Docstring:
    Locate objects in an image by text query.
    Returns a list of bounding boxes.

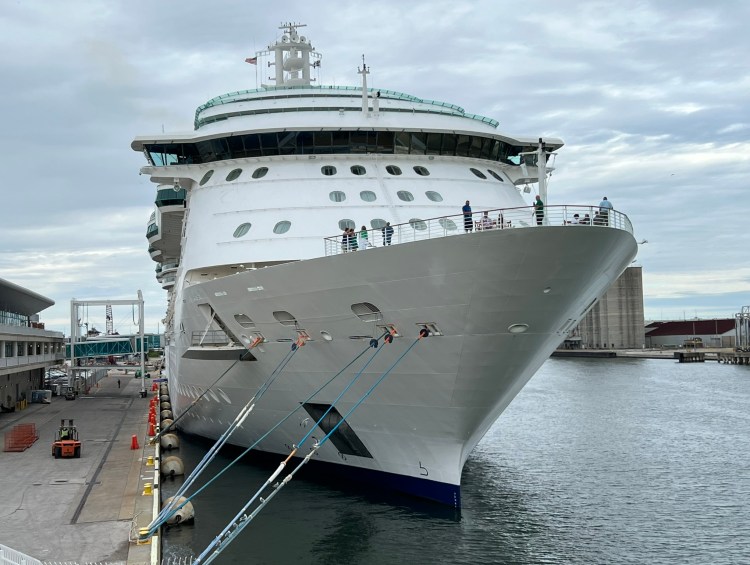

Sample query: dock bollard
[131,435,140,450]
[142,482,153,496]
[146,455,154,466]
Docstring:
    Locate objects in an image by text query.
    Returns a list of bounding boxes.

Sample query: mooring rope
[193,329,428,565]
[144,333,387,537]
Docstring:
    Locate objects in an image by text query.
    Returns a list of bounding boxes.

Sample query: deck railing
[324,205,633,256]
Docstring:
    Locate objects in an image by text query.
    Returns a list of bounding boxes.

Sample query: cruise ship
[132,23,637,507]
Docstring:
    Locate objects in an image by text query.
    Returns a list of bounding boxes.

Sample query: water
[161,358,750,564]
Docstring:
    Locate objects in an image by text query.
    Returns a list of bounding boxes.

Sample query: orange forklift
[52,419,81,458]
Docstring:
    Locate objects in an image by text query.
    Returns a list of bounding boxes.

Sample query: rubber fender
[160,401,171,411]
[160,433,180,450]
[164,495,195,525]
[161,419,174,432]
[160,409,173,420]
[160,394,170,402]
[161,456,185,477]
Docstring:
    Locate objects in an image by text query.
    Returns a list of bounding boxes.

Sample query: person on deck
[534,195,544,226]
[462,200,473,232]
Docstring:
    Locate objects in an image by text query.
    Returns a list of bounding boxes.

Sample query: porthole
[397,190,414,202]
[338,219,355,230]
[199,170,214,186]
[470,168,487,179]
[226,168,243,182]
[233,223,252,238]
[350,165,366,175]
[329,191,347,202]
[425,191,443,202]
[234,314,256,328]
[252,167,268,179]
[385,165,402,176]
[409,218,427,231]
[273,311,298,327]
[370,218,387,229]
[321,165,337,176]
[413,166,430,176]
[439,218,457,231]
[487,169,505,182]
[360,190,377,202]
[273,221,291,234]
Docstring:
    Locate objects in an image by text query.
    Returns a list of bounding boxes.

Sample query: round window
[329,191,346,202]
[409,218,427,231]
[397,190,414,202]
[252,167,268,179]
[386,165,402,176]
[370,218,387,229]
[439,218,458,231]
[273,221,291,234]
[425,191,443,202]
[360,191,377,202]
[470,168,487,179]
[338,219,355,230]
[487,169,505,182]
[199,170,214,186]
[350,165,366,175]
[413,166,430,176]
[233,223,252,238]
[321,165,337,176]
[226,168,243,182]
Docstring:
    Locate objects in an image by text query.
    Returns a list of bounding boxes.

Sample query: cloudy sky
[1,0,748,334]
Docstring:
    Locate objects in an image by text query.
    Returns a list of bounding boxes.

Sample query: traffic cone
[148,411,156,425]
[148,422,156,437]
[131,435,140,450]
[151,382,158,391]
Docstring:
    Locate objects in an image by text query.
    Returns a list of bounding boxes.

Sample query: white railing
[324,205,633,256]
[0,543,42,565]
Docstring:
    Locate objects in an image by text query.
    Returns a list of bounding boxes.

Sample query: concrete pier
[0,370,159,564]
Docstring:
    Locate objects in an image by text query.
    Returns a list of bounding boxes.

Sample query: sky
[0,0,748,335]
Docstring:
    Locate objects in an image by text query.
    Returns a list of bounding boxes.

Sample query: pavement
[0,370,160,564]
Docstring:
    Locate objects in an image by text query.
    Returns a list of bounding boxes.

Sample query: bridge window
[359,191,377,202]
[470,168,487,179]
[321,165,337,176]
[413,166,430,176]
[252,167,268,179]
[329,191,346,202]
[425,191,443,202]
[385,165,402,176]
[397,190,414,202]
[487,169,505,182]
[199,170,214,186]
[350,165,366,175]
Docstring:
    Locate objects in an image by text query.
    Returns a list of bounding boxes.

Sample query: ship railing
[323,205,633,256]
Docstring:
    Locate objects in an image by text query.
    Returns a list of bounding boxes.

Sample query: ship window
[273,311,297,327]
[350,165,366,175]
[321,165,337,176]
[409,218,427,231]
[370,218,387,229]
[360,191,377,202]
[425,191,443,202]
[273,221,291,234]
[397,190,414,202]
[413,166,430,176]
[439,218,458,231]
[385,165,402,176]
[252,167,268,179]
[426,133,443,155]
[199,170,214,186]
[338,219,355,230]
[234,314,256,328]
[470,168,487,179]
[329,191,346,202]
[351,302,382,322]
[233,223,252,238]
[226,168,243,182]
[487,169,505,182]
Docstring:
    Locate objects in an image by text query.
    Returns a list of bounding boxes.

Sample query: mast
[358,54,369,114]
[266,22,320,87]
[537,138,547,220]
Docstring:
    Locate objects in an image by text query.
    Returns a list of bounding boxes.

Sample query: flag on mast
[245,56,258,65]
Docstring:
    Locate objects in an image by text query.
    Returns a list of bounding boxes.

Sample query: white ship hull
[166,225,636,506]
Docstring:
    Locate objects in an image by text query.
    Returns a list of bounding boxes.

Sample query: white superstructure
[132,23,637,506]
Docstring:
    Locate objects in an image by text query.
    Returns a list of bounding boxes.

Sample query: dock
[0,369,160,564]
[553,348,750,364]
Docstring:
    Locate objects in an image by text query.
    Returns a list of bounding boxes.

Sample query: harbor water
[162,358,749,564]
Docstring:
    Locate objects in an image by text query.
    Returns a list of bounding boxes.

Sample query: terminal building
[0,278,64,411]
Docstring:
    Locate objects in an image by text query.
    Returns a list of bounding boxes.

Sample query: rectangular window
[426,132,442,155]
[394,132,410,154]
